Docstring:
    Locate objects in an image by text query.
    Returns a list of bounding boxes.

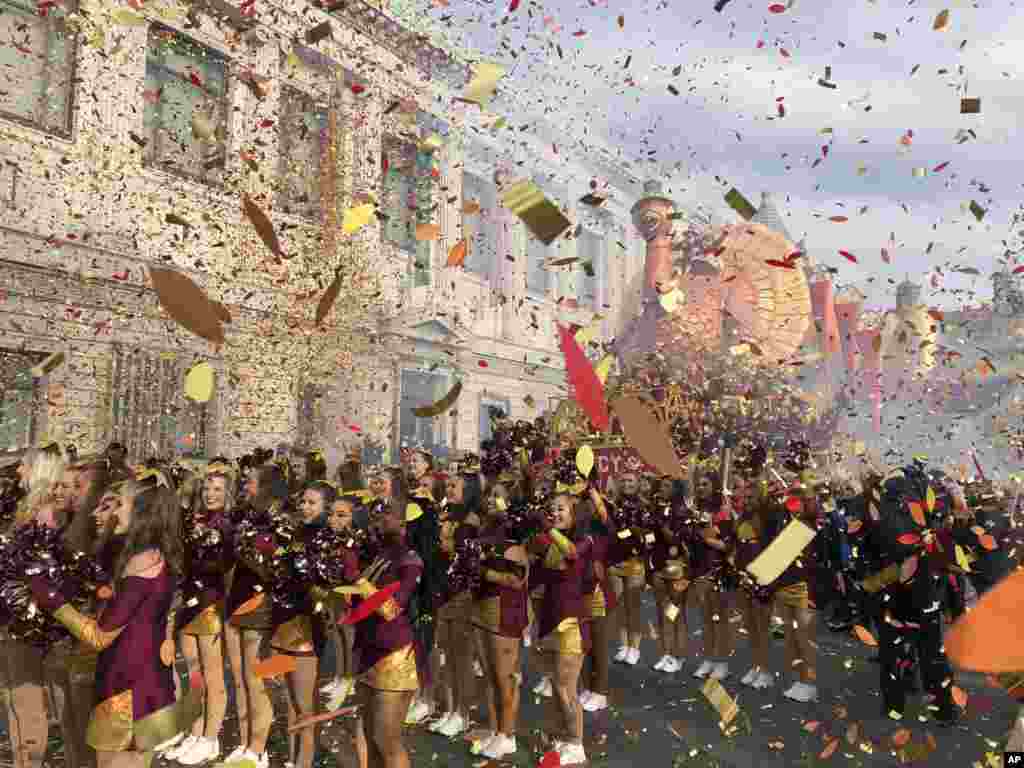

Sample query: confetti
[412,381,462,417]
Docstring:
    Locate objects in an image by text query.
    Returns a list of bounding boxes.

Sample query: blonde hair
[17,443,68,526]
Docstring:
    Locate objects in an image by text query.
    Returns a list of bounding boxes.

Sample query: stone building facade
[0,0,647,465]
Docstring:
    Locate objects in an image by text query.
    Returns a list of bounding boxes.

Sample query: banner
[593,446,659,491]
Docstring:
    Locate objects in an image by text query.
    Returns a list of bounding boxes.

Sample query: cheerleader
[689,470,735,682]
[352,496,424,768]
[607,472,650,666]
[4,443,67,768]
[322,494,360,708]
[222,464,289,768]
[428,467,482,737]
[528,493,591,766]
[580,487,613,712]
[735,477,774,690]
[649,484,690,676]
[29,471,201,768]
[470,478,530,761]
[163,462,234,766]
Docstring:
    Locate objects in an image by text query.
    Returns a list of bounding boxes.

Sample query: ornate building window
[578,227,604,310]
[382,135,434,287]
[277,86,329,219]
[143,24,229,184]
[110,347,216,460]
[0,350,43,452]
[0,0,76,137]
[525,231,550,296]
[461,171,495,278]
[398,368,450,459]
[478,395,510,444]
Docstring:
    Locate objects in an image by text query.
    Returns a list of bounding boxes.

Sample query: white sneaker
[741,667,759,686]
[784,682,818,703]
[614,645,629,662]
[558,741,587,766]
[470,732,497,756]
[533,677,553,697]
[474,660,485,678]
[753,671,774,689]
[178,737,220,766]
[482,734,517,760]
[625,647,640,666]
[320,678,342,696]
[156,733,186,755]
[663,656,682,673]
[164,735,198,761]
[405,699,431,724]
[710,662,729,681]
[582,693,608,712]
[437,712,467,737]
[428,712,453,733]
[221,747,247,764]
[653,655,670,671]
[694,660,714,679]
[224,750,267,768]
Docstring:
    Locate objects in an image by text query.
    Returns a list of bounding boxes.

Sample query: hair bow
[136,468,171,488]
[556,480,587,496]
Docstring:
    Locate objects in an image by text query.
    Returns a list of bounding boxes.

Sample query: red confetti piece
[785,496,802,512]
[259,119,274,128]
[573,29,587,36]
[768,3,786,11]
[539,751,561,768]
[189,72,202,87]
[898,533,922,545]
[756,40,765,48]
[787,250,804,260]
[829,216,849,223]
[1013,265,1024,274]
[558,324,610,432]
[822,146,829,157]
[508,0,519,10]
[777,102,786,117]
[478,360,488,367]
[839,250,857,263]
[928,309,944,321]
[351,84,365,95]
[932,161,950,172]
[775,96,785,101]
[766,259,796,269]
[780,47,791,58]
[881,248,891,264]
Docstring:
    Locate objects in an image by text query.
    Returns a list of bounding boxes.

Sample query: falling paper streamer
[184,362,215,403]
[933,8,950,30]
[746,518,816,586]
[342,204,375,234]
[242,194,284,258]
[30,350,65,379]
[724,188,756,220]
[501,180,572,245]
[150,267,225,345]
[610,395,683,478]
[412,380,462,417]
[701,679,739,726]
[316,270,343,326]
[339,582,401,625]
[415,223,441,241]
[576,444,595,478]
[961,98,981,114]
[446,239,468,268]
[558,324,610,432]
[287,706,358,733]
[946,567,1024,672]
[254,654,297,679]
[463,62,506,106]
[594,354,614,384]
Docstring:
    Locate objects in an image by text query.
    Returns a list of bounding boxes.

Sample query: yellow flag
[594,355,614,384]
[342,204,375,234]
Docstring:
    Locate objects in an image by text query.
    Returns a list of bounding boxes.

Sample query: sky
[413,0,1024,310]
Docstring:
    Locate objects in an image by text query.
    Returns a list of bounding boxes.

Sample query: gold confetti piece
[415,223,441,241]
[462,199,481,215]
[701,678,739,726]
[463,62,506,106]
[576,444,595,478]
[594,354,614,384]
[724,188,756,220]
[501,180,571,245]
[933,8,950,30]
[412,380,462,418]
[746,519,816,586]
[665,602,680,622]
[30,350,65,378]
[190,111,214,141]
[111,8,148,25]
[184,362,215,402]
[912,167,927,178]
[659,287,684,312]
[969,200,986,221]
[342,204,375,234]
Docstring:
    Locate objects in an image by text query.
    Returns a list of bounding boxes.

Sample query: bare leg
[653,580,671,659]
[196,634,228,739]
[483,633,521,737]
[475,629,498,734]
[241,630,273,754]
[609,575,627,648]
[284,656,319,768]
[223,624,250,747]
[625,579,644,650]
[178,635,204,738]
[364,687,415,768]
[669,585,689,660]
[96,750,146,768]
[711,590,734,659]
[4,640,48,768]
[550,651,584,744]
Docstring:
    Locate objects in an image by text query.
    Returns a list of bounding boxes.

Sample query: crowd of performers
[1,423,1022,768]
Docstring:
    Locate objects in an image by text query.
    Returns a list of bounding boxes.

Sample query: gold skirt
[774,582,809,610]
[584,587,606,620]
[437,592,473,623]
[359,644,419,692]
[87,682,203,752]
[538,618,583,656]
[181,602,223,637]
[270,615,315,655]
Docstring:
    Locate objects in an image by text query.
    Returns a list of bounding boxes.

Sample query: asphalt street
[0,589,1016,768]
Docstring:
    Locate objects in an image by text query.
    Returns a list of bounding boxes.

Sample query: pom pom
[0,522,110,649]
[447,537,483,597]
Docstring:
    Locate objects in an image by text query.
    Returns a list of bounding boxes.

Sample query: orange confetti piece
[970,525,986,536]
[946,569,1024,672]
[819,738,840,760]
[254,654,297,679]
[415,223,441,241]
[897,533,922,546]
[847,519,863,534]
[446,239,468,268]
[979,533,997,551]
[829,216,849,223]
[951,686,968,708]
[853,625,878,647]
[891,728,911,747]
[908,501,926,526]
[926,732,937,751]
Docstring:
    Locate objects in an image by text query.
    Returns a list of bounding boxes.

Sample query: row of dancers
[2,437,1018,768]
